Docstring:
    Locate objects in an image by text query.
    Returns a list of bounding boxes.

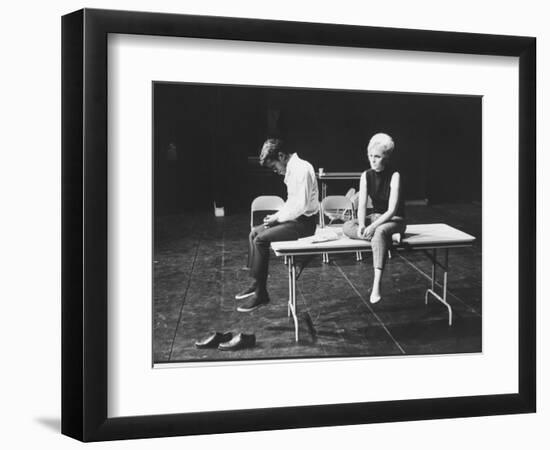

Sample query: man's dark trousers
[248,215,317,290]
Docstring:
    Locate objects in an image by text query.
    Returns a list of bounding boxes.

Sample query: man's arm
[272,169,314,223]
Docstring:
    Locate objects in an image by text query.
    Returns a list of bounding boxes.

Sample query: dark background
[153,82,481,216]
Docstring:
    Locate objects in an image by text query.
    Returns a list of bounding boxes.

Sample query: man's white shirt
[273,153,320,222]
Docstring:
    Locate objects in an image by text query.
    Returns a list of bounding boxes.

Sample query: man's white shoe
[235,284,257,300]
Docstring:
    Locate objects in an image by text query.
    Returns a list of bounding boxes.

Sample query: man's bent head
[259,138,291,176]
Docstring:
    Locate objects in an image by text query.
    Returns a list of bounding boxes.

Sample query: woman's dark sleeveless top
[365,166,405,217]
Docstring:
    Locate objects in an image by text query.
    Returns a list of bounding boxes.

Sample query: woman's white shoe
[370,292,382,304]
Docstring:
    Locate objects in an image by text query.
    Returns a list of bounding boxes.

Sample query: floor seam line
[333,262,406,355]
[221,230,225,307]
[167,234,202,361]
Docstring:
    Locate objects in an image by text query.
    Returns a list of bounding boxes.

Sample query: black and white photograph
[153,83,482,363]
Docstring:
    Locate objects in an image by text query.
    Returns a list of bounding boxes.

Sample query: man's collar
[287,152,298,166]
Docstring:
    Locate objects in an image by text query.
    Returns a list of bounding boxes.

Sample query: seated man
[235,138,319,312]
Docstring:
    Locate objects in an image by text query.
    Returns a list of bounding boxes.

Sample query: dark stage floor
[153,203,482,364]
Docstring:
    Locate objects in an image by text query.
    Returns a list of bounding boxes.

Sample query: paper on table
[299,228,341,243]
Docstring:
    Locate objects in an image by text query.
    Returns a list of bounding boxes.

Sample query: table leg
[287,256,292,317]
[291,258,298,341]
[431,249,437,292]
[424,248,452,325]
[287,256,299,341]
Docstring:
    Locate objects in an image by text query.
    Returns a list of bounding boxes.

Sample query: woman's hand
[357,225,375,240]
[363,224,375,240]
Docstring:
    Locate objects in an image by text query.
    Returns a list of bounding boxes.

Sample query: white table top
[271,223,476,256]
[317,172,363,180]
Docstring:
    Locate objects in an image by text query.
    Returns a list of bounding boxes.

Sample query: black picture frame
[61,8,536,442]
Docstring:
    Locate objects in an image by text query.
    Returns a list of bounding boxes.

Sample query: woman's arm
[356,172,368,237]
[363,172,401,238]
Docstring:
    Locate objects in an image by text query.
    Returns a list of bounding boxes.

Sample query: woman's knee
[371,227,390,246]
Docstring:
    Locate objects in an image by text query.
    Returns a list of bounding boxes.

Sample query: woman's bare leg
[369,219,405,304]
[370,268,383,303]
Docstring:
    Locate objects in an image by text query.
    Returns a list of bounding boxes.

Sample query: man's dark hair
[259,138,287,166]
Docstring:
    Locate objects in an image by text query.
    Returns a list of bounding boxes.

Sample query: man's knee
[253,231,271,247]
[250,224,265,240]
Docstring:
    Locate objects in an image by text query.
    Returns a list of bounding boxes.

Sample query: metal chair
[345,187,356,200]
[250,195,285,229]
[249,195,286,266]
[349,191,360,213]
[320,195,362,263]
[322,194,354,225]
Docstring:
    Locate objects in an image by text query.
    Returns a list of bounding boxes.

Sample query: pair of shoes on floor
[194,331,233,349]
[218,333,256,351]
[194,331,256,351]
[236,290,270,312]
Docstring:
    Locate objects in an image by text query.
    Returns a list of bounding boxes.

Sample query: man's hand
[263,214,279,227]
[356,226,366,239]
